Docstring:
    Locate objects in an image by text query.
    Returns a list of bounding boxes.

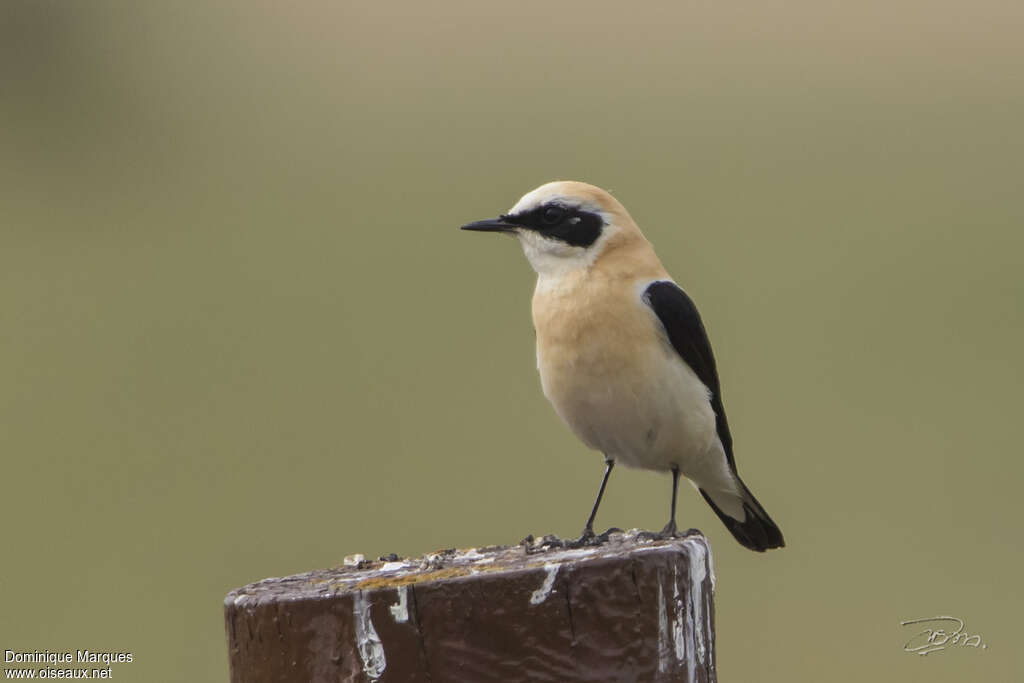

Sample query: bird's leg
[660,465,680,537]
[575,458,614,545]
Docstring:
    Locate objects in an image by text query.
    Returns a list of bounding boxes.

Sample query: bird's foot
[572,526,600,547]
[566,526,621,548]
[521,533,567,553]
[636,522,697,542]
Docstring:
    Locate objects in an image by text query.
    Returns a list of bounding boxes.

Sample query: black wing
[642,280,737,471]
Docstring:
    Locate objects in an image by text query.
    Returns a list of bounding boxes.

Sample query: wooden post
[224,530,716,682]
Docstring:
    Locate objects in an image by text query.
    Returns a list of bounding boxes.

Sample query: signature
[900,616,987,655]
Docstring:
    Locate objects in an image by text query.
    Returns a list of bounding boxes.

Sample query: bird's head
[460,181,647,277]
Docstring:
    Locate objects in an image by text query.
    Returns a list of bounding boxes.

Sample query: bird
[460,181,784,552]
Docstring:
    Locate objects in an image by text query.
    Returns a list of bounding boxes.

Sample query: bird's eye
[542,206,566,225]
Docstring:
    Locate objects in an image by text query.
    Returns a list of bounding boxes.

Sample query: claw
[593,527,622,543]
[566,525,623,548]
[567,526,596,548]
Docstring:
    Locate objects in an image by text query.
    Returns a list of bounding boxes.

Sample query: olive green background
[2,2,1022,681]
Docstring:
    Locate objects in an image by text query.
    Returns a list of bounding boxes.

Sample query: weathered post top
[224,530,716,682]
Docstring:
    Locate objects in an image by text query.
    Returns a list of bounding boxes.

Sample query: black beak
[460,216,518,234]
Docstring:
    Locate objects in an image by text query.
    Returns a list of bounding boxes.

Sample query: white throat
[514,222,618,279]
[516,230,597,277]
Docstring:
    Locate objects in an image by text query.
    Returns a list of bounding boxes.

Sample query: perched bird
[461,181,784,552]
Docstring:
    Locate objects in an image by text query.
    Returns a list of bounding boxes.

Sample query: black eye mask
[503,203,604,248]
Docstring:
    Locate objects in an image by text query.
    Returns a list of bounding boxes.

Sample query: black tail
[699,480,785,552]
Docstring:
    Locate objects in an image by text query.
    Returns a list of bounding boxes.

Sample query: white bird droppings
[343,554,365,567]
[390,586,409,623]
[657,577,671,673]
[672,566,686,663]
[685,538,708,667]
[529,563,560,605]
[353,591,386,680]
[655,538,712,676]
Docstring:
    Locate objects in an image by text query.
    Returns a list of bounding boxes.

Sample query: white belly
[538,338,721,476]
